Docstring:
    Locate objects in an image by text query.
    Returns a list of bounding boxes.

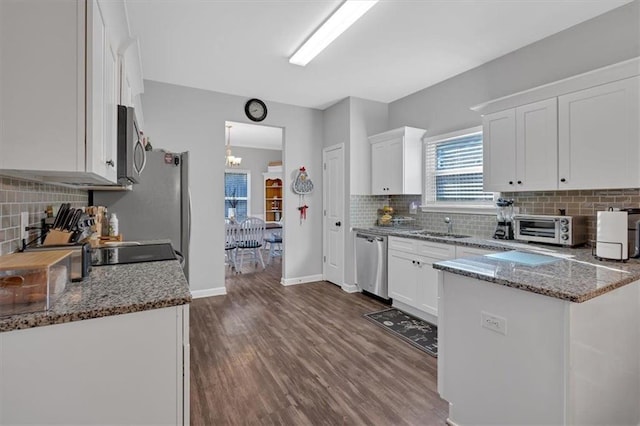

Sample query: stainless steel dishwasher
[355,232,388,299]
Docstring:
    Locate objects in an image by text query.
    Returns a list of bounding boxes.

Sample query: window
[224,171,250,220]
[423,126,494,210]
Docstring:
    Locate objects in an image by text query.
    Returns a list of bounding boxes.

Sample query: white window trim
[421,125,496,215]
[224,168,252,217]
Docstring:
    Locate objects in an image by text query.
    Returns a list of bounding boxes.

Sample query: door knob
[335,221,341,227]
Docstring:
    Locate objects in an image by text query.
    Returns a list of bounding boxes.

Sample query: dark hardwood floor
[190,257,448,425]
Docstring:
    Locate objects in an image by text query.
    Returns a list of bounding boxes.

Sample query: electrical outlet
[481,311,507,335]
[20,212,29,240]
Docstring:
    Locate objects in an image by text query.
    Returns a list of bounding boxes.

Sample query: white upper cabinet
[482,109,516,192]
[0,0,124,185]
[483,98,558,192]
[558,76,640,190]
[369,127,424,195]
[477,59,639,192]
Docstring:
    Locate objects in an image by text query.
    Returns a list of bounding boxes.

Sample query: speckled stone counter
[353,226,640,302]
[434,250,640,303]
[0,260,191,332]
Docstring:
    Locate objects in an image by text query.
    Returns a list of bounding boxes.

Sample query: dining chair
[225,222,238,271]
[236,217,266,270]
[264,231,283,264]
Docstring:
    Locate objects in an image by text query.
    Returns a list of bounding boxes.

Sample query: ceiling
[125,0,631,111]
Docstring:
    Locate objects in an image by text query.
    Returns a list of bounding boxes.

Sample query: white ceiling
[126,0,631,112]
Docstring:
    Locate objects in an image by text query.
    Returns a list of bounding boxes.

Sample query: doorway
[224,121,284,281]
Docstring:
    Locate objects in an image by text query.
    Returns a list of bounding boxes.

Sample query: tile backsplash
[351,188,640,242]
[0,177,88,255]
[350,194,496,238]
[505,188,640,242]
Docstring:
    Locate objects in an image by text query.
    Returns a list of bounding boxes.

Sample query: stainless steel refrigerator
[93,151,190,279]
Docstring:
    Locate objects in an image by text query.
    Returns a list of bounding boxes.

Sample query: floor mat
[364,308,437,357]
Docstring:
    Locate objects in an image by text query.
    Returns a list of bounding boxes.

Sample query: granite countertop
[353,226,640,303]
[0,260,192,333]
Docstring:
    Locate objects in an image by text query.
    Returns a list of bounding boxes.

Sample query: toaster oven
[513,214,588,247]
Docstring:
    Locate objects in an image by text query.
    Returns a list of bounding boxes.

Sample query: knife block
[43,230,72,245]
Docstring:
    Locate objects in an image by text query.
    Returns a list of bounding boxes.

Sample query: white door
[323,144,345,287]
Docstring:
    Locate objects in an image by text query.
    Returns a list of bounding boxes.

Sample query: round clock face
[245,98,267,122]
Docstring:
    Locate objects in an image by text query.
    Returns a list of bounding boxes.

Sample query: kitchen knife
[55,206,72,230]
[61,208,76,231]
[52,203,68,230]
[68,209,83,231]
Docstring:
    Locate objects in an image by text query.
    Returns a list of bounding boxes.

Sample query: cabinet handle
[106,160,115,167]
[508,181,513,185]
[412,260,415,264]
[560,178,566,183]
[517,180,522,184]
[335,221,341,227]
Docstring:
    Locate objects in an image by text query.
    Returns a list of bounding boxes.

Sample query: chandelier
[225,124,241,167]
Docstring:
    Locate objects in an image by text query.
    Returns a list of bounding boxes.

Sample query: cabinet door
[516,98,558,191]
[416,255,440,317]
[482,109,517,192]
[558,76,640,190]
[0,306,186,425]
[0,0,84,172]
[388,249,418,307]
[371,141,388,195]
[86,0,117,183]
[386,137,404,194]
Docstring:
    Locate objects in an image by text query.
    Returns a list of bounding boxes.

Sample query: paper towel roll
[596,211,628,260]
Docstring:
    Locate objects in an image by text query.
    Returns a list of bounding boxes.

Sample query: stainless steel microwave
[117,105,146,184]
[514,214,588,247]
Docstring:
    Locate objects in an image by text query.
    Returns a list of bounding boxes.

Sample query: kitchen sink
[408,230,470,239]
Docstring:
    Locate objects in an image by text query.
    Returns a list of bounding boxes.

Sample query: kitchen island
[0,260,191,425]
[434,251,640,425]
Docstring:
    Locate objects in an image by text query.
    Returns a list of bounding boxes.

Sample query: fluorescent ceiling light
[289,0,378,67]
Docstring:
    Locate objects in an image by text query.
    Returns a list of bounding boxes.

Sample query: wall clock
[244,98,267,122]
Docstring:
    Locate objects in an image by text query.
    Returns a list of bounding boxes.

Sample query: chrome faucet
[444,216,453,234]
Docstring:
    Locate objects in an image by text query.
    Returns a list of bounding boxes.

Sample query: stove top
[92,243,177,266]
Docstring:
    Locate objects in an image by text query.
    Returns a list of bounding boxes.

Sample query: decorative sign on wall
[292,166,314,224]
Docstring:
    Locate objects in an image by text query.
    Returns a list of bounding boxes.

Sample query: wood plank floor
[190,259,449,425]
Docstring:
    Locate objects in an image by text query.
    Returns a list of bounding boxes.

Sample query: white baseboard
[190,287,227,299]
[341,283,359,293]
[280,274,324,286]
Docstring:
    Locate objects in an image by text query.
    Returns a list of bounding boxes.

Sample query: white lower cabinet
[0,305,190,425]
[388,237,499,322]
[388,237,456,322]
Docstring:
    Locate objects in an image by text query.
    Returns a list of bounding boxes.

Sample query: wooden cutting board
[0,250,74,271]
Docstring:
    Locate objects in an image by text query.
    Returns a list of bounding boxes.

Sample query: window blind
[225,172,250,220]
[425,132,493,204]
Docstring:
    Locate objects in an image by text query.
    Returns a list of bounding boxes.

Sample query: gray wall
[389,0,640,136]
[322,97,389,288]
[143,80,323,293]
[228,146,282,217]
